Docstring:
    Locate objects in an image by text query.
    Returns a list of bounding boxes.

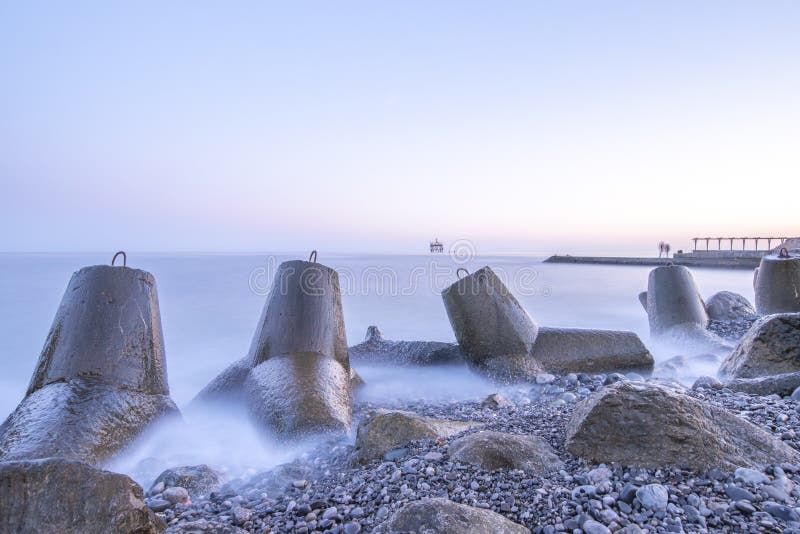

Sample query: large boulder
[194,258,354,439]
[441,267,541,382]
[0,264,180,465]
[0,458,164,533]
[755,252,800,314]
[565,381,800,471]
[373,498,530,534]
[448,431,563,474]
[718,313,800,378]
[350,410,474,465]
[705,291,756,321]
[348,325,464,365]
[531,327,654,374]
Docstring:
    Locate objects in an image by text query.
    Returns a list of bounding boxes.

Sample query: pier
[544,236,796,269]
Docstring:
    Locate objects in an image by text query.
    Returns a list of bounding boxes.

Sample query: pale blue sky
[1,1,798,255]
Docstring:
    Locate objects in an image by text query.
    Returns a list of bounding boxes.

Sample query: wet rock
[0,265,180,465]
[706,291,756,321]
[530,327,654,375]
[565,381,800,470]
[441,266,541,382]
[755,252,800,314]
[349,325,464,365]
[349,410,474,465]
[372,497,530,533]
[692,376,724,390]
[162,486,190,504]
[481,393,512,409]
[719,313,800,378]
[448,430,563,474]
[0,458,163,533]
[246,462,313,497]
[151,465,222,497]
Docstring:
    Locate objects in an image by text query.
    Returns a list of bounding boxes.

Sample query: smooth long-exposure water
[0,252,755,485]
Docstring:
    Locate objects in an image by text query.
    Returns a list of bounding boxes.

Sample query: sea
[0,252,756,485]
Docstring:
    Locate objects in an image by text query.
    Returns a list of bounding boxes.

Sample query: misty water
[0,253,755,487]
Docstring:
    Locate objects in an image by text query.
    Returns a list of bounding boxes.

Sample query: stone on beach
[372,497,530,534]
[0,458,163,534]
[349,409,474,465]
[349,325,464,365]
[0,264,180,465]
[754,252,800,314]
[705,291,756,321]
[565,381,800,470]
[150,465,222,498]
[448,430,564,474]
[719,313,800,379]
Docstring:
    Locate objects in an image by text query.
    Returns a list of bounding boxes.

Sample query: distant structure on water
[674,236,797,261]
[429,238,444,253]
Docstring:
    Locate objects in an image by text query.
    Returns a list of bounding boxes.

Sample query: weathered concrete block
[28,265,170,396]
[245,352,352,439]
[349,325,464,366]
[531,327,654,374]
[754,252,800,314]
[195,258,354,439]
[0,264,179,465]
[645,264,708,334]
[247,260,349,369]
[441,267,540,381]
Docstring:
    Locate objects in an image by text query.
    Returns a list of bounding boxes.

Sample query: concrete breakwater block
[644,264,708,334]
[194,257,354,439]
[754,251,800,314]
[442,266,653,380]
[640,264,732,353]
[0,264,180,465]
[245,352,352,438]
[532,327,654,374]
[349,325,464,366]
[441,267,541,381]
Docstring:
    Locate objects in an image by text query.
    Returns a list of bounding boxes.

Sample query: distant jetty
[545,236,797,269]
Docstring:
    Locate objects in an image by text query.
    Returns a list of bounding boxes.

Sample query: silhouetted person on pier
[658,241,665,258]
[664,243,671,258]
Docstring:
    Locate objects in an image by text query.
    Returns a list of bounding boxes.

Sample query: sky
[1,1,798,256]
